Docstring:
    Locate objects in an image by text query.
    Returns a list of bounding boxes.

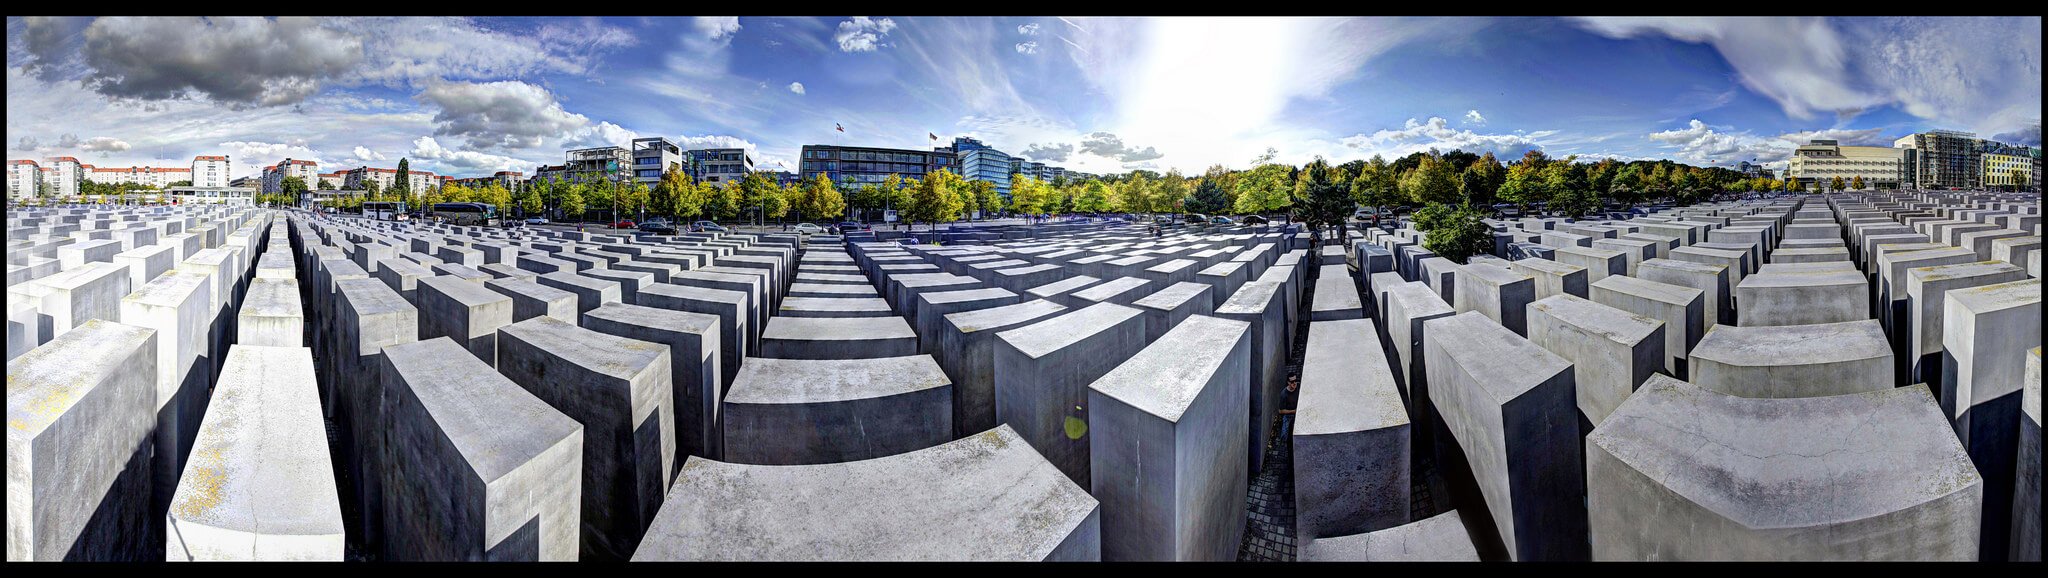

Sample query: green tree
[1413,202,1493,264]
[1186,166,1231,215]
[706,180,743,220]
[1542,156,1592,215]
[1350,155,1402,213]
[480,183,512,214]
[962,179,994,219]
[561,183,587,218]
[279,176,309,207]
[794,174,847,220]
[1076,180,1114,213]
[1232,162,1294,217]
[363,179,382,203]
[904,168,967,233]
[1850,175,1865,190]
[650,163,687,220]
[1461,152,1505,206]
[1292,158,1355,245]
[1011,174,1053,217]
[393,158,412,206]
[1400,153,1461,206]
[1829,175,1846,192]
[1157,169,1192,216]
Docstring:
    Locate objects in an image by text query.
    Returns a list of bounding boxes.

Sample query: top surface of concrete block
[499,316,669,381]
[725,354,949,405]
[946,299,1070,334]
[997,302,1144,359]
[1591,376,1978,529]
[1089,315,1249,422]
[168,345,341,541]
[1296,319,1407,436]
[5,318,155,438]
[1421,312,1571,403]
[381,337,583,483]
[634,424,1096,561]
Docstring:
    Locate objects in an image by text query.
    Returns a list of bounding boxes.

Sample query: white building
[166,186,255,206]
[1786,139,1908,190]
[342,166,436,193]
[85,165,192,189]
[191,155,231,187]
[9,159,42,199]
[41,156,84,197]
[261,159,320,193]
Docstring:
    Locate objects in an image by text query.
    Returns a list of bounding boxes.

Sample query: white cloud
[696,17,742,41]
[1641,118,1882,166]
[416,80,590,150]
[80,136,129,153]
[1340,116,1545,160]
[219,140,325,164]
[1776,127,1889,146]
[409,136,537,174]
[1015,41,1039,55]
[1021,142,1074,162]
[1464,110,1486,125]
[1575,16,2042,136]
[1018,23,1040,35]
[1078,132,1164,162]
[348,145,385,161]
[835,17,898,52]
[563,121,639,150]
[68,17,362,107]
[788,81,805,95]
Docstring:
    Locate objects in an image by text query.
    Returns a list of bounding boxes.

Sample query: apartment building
[192,155,231,187]
[686,147,756,184]
[260,158,320,193]
[8,159,41,199]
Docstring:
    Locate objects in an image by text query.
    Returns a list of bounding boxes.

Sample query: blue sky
[6,16,2040,180]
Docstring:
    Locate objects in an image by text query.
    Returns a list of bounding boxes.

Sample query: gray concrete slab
[721,354,953,466]
[166,345,342,561]
[1293,319,1408,541]
[994,302,1148,489]
[6,319,157,561]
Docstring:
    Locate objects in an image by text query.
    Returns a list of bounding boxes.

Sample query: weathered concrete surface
[495,317,674,561]
[2014,347,2041,562]
[638,283,751,388]
[119,268,214,538]
[1308,264,1364,322]
[1637,258,1732,326]
[581,303,722,463]
[1553,246,1628,284]
[1941,278,2042,562]
[536,271,623,314]
[166,345,342,561]
[935,299,1070,438]
[1132,281,1214,342]
[7,320,157,561]
[758,315,919,360]
[1905,261,2029,388]
[1591,275,1704,377]
[994,302,1148,488]
[1735,267,1868,327]
[1088,315,1250,561]
[1510,257,1588,301]
[333,277,417,555]
[1588,376,1982,560]
[483,278,578,324]
[777,296,894,318]
[1420,311,1586,561]
[1453,263,1535,336]
[1299,510,1480,561]
[417,276,513,364]
[1526,294,1664,427]
[721,354,953,466]
[379,337,581,561]
[30,261,132,340]
[1293,319,1409,541]
[1211,280,1289,476]
[1688,320,1891,399]
[633,425,1099,561]
[235,278,304,347]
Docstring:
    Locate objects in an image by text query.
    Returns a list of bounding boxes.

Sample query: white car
[792,223,826,235]
[524,217,550,225]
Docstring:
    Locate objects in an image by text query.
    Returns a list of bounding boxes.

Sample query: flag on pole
[835,123,845,132]
[929,132,938,141]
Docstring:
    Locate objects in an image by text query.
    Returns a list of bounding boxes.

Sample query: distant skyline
[6,16,2041,181]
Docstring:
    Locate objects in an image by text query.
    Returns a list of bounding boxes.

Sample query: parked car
[1210,216,1236,226]
[793,223,826,235]
[1242,215,1270,225]
[638,219,677,234]
[691,220,727,233]
[612,219,637,229]
[523,216,549,225]
[835,221,869,233]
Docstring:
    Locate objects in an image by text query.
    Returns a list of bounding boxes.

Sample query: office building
[1894,130,1981,189]
[799,143,959,188]
[8,159,42,199]
[191,155,232,188]
[632,137,684,186]
[959,146,1014,198]
[1785,139,1908,190]
[686,148,755,184]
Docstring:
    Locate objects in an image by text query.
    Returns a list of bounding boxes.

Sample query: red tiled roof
[48,156,79,163]
[8,160,39,166]
[194,155,228,161]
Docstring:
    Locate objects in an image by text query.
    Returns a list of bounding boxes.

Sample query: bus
[363,201,407,221]
[432,202,501,227]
